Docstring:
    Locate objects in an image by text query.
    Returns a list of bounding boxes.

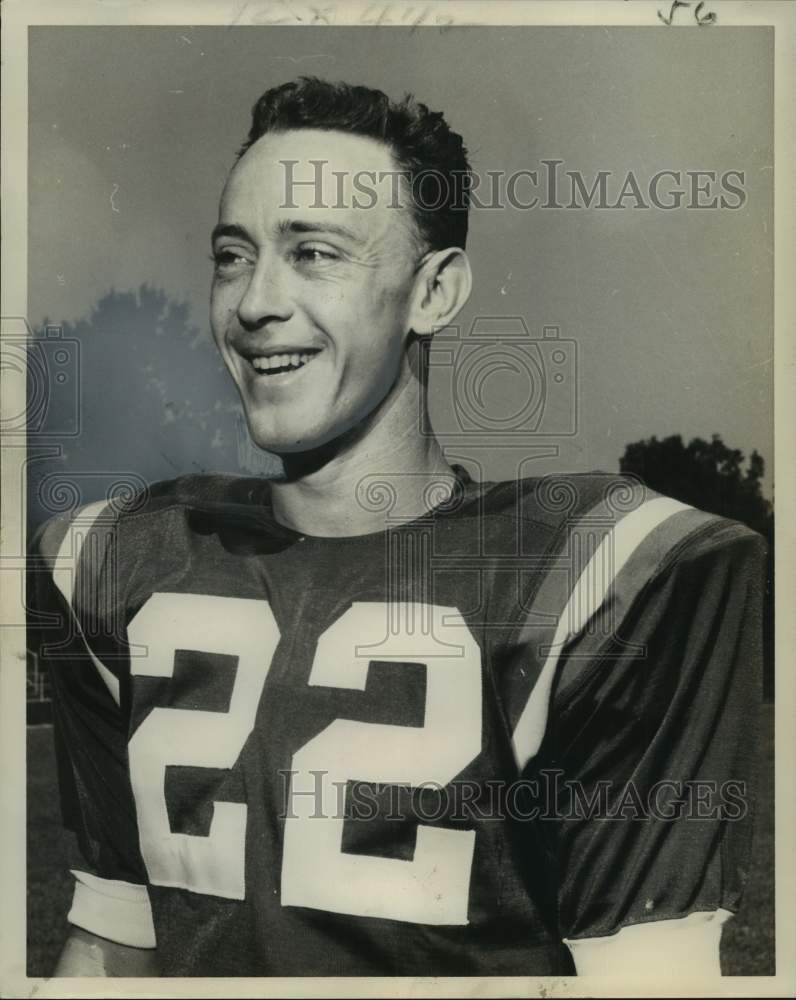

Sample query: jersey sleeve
[28,507,156,948]
[532,514,766,945]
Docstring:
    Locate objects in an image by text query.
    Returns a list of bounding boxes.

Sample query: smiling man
[209,121,469,529]
[31,78,765,979]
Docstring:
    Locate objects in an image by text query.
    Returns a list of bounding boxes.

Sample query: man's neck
[268,435,457,538]
[265,358,458,537]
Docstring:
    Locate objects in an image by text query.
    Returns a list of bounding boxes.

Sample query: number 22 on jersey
[127,593,482,925]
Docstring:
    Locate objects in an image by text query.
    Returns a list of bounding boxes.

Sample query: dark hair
[239,77,471,252]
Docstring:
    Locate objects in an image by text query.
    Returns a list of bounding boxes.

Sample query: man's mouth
[244,348,322,377]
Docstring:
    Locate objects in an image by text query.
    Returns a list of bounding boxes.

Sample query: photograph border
[2,2,793,997]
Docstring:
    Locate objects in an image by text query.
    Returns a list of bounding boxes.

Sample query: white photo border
[2,2,793,997]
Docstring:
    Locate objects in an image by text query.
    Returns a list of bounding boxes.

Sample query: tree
[27,285,279,531]
[619,433,772,535]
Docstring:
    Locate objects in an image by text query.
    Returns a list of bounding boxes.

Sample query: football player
[29,78,765,978]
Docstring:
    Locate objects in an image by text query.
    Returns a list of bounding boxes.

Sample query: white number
[127,596,482,922]
[281,603,482,924]
[128,593,279,898]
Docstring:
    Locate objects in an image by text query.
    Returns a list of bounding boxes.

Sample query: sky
[28,25,774,497]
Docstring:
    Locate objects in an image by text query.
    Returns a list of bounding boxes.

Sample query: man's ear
[408,248,472,336]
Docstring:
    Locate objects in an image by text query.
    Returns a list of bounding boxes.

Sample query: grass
[27,705,775,977]
[26,726,74,978]
[720,702,775,975]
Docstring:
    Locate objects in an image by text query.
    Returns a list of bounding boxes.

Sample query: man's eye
[211,250,253,273]
[292,246,339,265]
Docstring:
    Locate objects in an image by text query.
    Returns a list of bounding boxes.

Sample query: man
[30,78,765,978]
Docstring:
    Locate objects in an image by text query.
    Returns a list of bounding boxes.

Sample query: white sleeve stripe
[511,496,689,770]
[51,501,109,607]
[68,870,157,949]
[52,501,121,706]
[563,908,732,976]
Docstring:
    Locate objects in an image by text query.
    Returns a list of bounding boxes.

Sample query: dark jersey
[28,467,766,976]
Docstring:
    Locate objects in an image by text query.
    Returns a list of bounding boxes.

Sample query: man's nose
[236,256,294,330]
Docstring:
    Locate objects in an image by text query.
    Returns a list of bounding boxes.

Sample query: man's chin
[247,422,371,477]
[243,403,375,464]
[245,421,328,457]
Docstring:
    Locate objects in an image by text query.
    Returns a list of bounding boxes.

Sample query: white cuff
[68,870,157,949]
[564,908,733,977]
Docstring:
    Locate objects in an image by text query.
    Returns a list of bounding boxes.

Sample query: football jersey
[28,466,766,976]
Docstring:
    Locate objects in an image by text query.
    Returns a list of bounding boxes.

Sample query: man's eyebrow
[277,219,361,243]
[211,223,255,245]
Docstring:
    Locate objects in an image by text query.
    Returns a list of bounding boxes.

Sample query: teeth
[251,352,315,373]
